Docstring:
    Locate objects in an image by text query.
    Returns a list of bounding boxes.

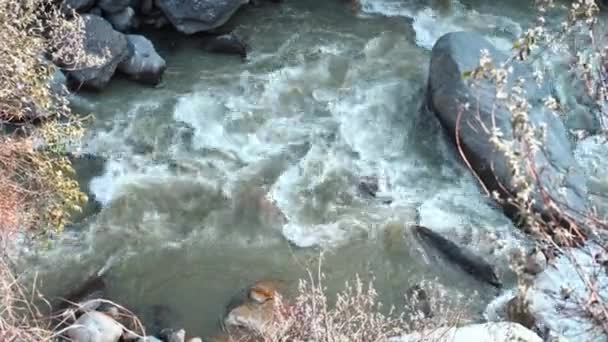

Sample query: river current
[19,0,586,337]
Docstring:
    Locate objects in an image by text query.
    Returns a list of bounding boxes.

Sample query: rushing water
[18,0,557,338]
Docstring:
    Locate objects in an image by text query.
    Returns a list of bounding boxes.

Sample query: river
[20,0,561,338]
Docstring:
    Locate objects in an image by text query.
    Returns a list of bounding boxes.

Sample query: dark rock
[118,34,166,85]
[63,15,129,91]
[202,33,248,58]
[413,225,502,287]
[358,175,379,197]
[90,6,104,16]
[249,0,282,6]
[106,6,138,32]
[405,284,433,319]
[54,269,106,313]
[523,248,547,275]
[153,16,169,29]
[62,0,96,13]
[67,152,106,219]
[156,0,248,34]
[98,0,130,13]
[128,0,141,10]
[139,0,154,15]
[426,31,589,233]
[357,175,393,204]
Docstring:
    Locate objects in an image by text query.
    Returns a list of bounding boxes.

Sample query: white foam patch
[411,7,520,50]
[359,0,521,51]
[418,175,523,257]
[83,101,172,205]
[483,288,517,322]
[89,158,170,205]
[173,92,256,162]
[282,221,361,248]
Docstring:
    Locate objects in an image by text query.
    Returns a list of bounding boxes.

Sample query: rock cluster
[54,0,278,90]
[65,306,204,342]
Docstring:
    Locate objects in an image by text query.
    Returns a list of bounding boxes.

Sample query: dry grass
[0,255,55,342]
[221,257,473,342]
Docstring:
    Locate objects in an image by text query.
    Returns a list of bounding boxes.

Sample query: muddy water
[20,0,549,337]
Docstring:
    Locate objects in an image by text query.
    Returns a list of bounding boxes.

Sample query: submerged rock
[64,14,129,90]
[118,34,166,85]
[156,0,248,34]
[405,283,433,319]
[67,311,123,342]
[357,175,393,204]
[413,225,502,287]
[358,175,379,198]
[202,33,248,59]
[390,322,542,342]
[224,280,287,334]
[426,31,588,234]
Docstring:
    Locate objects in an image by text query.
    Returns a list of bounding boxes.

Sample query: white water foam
[359,0,522,51]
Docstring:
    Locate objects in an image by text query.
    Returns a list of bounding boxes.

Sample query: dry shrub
[460,0,608,338]
[0,0,99,122]
[0,0,102,338]
[0,0,101,235]
[0,127,89,235]
[0,255,55,342]
[230,258,473,342]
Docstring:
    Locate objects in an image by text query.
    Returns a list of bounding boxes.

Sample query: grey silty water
[21,0,548,338]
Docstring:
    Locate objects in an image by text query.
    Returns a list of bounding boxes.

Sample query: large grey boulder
[118,34,166,85]
[202,33,248,58]
[156,0,248,34]
[65,15,129,91]
[427,31,588,232]
[67,311,123,342]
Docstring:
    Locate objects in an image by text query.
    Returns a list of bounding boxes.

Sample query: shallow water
[20,0,554,337]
